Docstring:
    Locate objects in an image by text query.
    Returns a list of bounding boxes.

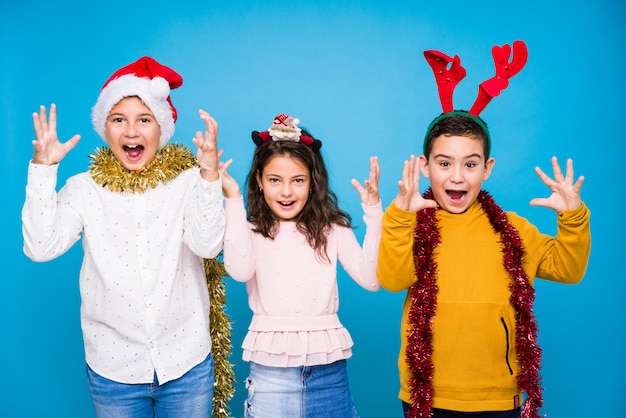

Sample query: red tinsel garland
[407,189,543,418]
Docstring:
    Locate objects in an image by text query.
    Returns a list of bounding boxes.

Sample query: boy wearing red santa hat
[22,56,225,417]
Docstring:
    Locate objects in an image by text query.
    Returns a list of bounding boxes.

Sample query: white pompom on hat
[91,56,183,149]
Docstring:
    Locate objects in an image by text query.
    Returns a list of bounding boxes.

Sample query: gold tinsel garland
[88,143,199,193]
[89,144,235,417]
[205,257,235,417]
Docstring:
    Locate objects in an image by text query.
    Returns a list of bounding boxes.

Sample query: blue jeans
[244,360,358,418]
[402,402,521,418]
[87,353,214,418]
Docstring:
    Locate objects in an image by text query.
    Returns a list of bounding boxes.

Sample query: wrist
[225,192,242,199]
[200,166,219,182]
[32,158,51,165]
[392,198,409,211]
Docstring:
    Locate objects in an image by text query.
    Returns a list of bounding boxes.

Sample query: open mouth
[446,190,467,202]
[278,201,296,208]
[123,144,145,160]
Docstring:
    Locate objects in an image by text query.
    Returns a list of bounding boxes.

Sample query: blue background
[1,1,624,417]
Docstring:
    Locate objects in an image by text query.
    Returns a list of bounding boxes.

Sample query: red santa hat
[91,56,183,149]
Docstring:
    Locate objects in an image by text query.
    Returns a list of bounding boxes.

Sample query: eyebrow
[263,173,308,179]
[263,173,309,180]
[433,152,483,160]
[107,112,154,118]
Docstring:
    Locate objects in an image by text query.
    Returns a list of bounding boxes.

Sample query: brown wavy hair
[245,136,351,263]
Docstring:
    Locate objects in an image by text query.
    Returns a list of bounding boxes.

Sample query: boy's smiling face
[419,134,495,214]
[105,96,161,171]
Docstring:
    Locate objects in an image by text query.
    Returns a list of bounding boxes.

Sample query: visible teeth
[127,145,138,149]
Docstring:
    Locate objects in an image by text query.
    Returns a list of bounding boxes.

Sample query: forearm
[338,202,383,291]
[537,203,591,283]
[22,162,81,261]
[377,202,418,292]
[186,173,225,259]
[361,202,384,290]
[223,197,255,282]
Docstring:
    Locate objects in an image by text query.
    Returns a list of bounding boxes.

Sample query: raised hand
[31,104,81,165]
[530,156,584,212]
[394,155,438,212]
[351,156,380,206]
[218,157,241,199]
[192,109,219,182]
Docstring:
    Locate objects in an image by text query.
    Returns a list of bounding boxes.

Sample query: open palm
[31,104,80,165]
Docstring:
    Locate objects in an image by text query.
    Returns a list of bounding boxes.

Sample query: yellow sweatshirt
[377,200,591,412]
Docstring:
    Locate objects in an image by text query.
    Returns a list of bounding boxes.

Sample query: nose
[125,122,138,137]
[450,167,464,183]
[279,182,293,197]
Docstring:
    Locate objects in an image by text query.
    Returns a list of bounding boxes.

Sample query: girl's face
[256,154,311,221]
[104,96,161,171]
[419,134,495,214]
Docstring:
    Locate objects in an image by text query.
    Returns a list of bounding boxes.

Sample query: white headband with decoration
[251,114,322,151]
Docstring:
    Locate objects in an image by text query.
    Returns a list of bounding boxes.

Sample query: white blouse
[22,162,224,384]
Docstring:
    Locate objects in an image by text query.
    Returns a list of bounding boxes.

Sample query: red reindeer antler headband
[423,40,528,153]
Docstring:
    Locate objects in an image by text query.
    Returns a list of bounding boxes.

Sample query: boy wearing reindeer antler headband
[377,41,591,418]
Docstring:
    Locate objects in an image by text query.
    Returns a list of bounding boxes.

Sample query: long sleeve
[223,196,255,282]
[511,203,591,284]
[182,170,225,260]
[386,200,592,409]
[22,165,224,385]
[337,202,383,291]
[225,200,382,367]
[376,201,418,292]
[22,162,83,261]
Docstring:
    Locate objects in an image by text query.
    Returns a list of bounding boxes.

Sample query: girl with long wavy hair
[220,114,382,418]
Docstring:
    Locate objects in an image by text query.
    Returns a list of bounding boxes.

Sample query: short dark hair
[423,111,491,159]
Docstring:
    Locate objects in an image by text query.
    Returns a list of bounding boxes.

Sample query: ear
[483,157,496,181]
[255,170,262,189]
[419,155,431,178]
